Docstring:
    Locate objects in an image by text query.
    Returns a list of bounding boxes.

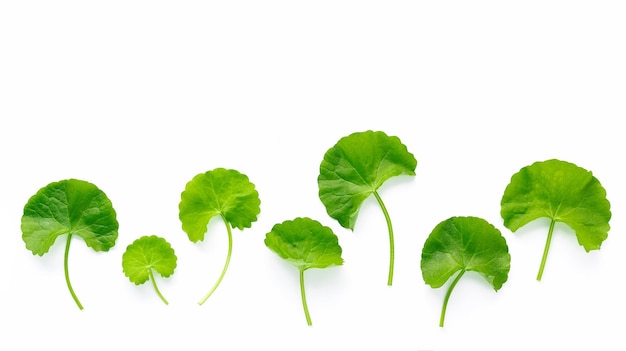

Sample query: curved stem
[149,269,169,305]
[440,269,465,327]
[198,215,233,305]
[64,234,83,310]
[537,218,557,281]
[300,269,312,326]
[373,191,394,286]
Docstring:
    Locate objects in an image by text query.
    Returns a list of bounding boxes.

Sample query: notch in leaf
[421,216,510,327]
[122,235,177,305]
[21,178,119,310]
[318,130,416,286]
[264,217,343,326]
[179,168,261,305]
[500,159,611,281]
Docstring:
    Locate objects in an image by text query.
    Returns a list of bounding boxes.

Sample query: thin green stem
[64,234,83,310]
[198,214,233,305]
[537,218,557,281]
[373,191,395,286]
[149,269,169,305]
[299,269,312,326]
[440,269,465,327]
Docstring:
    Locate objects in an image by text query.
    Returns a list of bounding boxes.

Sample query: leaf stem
[440,269,465,327]
[64,234,83,310]
[537,218,557,281]
[299,268,312,326]
[373,191,395,286]
[149,269,169,305]
[198,214,233,305]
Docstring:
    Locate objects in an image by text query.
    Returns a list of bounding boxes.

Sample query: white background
[1,1,625,350]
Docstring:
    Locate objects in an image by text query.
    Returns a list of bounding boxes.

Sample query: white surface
[1,1,624,350]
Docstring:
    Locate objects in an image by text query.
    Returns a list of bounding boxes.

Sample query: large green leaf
[318,130,417,230]
[501,159,611,251]
[21,178,119,256]
[20,178,119,309]
[500,159,611,280]
[318,130,416,286]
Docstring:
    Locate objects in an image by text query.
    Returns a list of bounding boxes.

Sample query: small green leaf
[179,168,261,305]
[500,159,611,280]
[21,178,119,310]
[265,217,343,326]
[318,130,416,286]
[122,235,177,305]
[421,216,510,327]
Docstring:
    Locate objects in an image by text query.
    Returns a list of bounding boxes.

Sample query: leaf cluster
[18,133,612,331]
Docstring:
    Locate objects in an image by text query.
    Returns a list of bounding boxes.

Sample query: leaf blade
[500,159,611,252]
[122,235,177,285]
[318,130,417,230]
[421,216,511,291]
[264,217,344,271]
[21,179,119,256]
[179,168,261,242]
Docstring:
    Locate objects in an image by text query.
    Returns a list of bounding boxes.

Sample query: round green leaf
[122,235,177,285]
[318,130,417,230]
[265,217,344,326]
[179,168,261,242]
[421,216,510,290]
[21,178,119,256]
[500,159,611,251]
[265,217,344,271]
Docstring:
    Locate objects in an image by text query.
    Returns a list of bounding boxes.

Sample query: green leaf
[318,130,416,286]
[122,235,177,305]
[21,179,119,255]
[179,168,261,305]
[179,168,260,243]
[21,178,119,310]
[318,130,417,230]
[265,217,343,326]
[122,235,177,284]
[265,217,344,271]
[421,216,510,327]
[500,159,611,280]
